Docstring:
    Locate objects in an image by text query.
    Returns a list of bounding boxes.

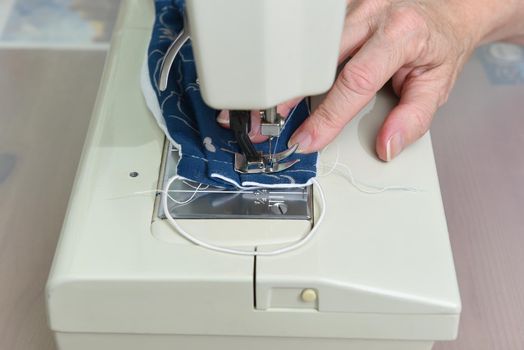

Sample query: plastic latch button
[301,289,318,303]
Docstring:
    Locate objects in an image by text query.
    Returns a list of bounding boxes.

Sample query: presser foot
[234,144,300,174]
[230,110,300,174]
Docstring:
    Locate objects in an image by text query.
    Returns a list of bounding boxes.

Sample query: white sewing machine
[46,1,461,349]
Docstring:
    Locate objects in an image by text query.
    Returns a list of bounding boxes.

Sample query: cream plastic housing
[185,0,347,110]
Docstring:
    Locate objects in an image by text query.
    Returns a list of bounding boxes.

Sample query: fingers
[214,2,387,148]
[246,110,267,144]
[375,69,450,161]
[338,0,385,61]
[216,110,230,125]
[289,29,412,153]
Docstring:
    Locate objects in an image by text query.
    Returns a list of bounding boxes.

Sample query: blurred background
[0,1,523,350]
[0,0,119,46]
[0,1,120,349]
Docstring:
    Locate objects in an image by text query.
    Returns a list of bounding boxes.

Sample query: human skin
[218,0,524,161]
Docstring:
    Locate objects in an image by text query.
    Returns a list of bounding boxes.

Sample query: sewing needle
[268,136,273,162]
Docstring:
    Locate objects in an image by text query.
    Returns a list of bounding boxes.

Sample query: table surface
[0,3,523,349]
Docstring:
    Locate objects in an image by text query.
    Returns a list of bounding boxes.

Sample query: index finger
[289,23,417,153]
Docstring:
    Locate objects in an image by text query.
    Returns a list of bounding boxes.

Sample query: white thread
[126,147,416,258]
[182,180,210,190]
[168,182,204,204]
[134,185,203,206]
[334,162,420,194]
[318,143,421,194]
[318,143,340,178]
[162,175,327,257]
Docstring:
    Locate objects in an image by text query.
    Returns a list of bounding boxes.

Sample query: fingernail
[289,131,312,153]
[386,133,404,162]
[216,111,229,125]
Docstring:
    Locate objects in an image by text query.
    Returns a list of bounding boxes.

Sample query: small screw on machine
[271,202,288,215]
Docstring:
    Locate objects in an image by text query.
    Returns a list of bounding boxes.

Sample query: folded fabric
[141,0,318,189]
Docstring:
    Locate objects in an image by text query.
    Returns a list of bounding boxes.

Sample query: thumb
[376,70,449,161]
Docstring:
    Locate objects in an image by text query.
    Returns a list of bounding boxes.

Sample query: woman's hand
[219,0,524,161]
[289,0,524,160]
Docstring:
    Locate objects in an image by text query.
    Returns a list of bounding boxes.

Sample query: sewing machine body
[186,0,346,110]
[46,1,460,349]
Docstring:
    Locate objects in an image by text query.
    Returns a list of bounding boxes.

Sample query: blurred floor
[0,1,523,350]
[432,51,524,350]
[0,49,106,350]
[0,0,116,349]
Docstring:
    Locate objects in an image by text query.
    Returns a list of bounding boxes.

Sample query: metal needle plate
[156,143,313,220]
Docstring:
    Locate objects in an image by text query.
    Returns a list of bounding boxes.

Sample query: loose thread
[162,175,328,257]
[317,143,422,194]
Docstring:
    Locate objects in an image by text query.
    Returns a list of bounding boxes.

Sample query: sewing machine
[46,1,461,349]
[159,0,346,174]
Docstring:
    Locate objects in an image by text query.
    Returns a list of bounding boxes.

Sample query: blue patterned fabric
[144,0,318,188]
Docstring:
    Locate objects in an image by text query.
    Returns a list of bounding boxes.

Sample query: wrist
[496,0,524,44]
[449,0,523,47]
